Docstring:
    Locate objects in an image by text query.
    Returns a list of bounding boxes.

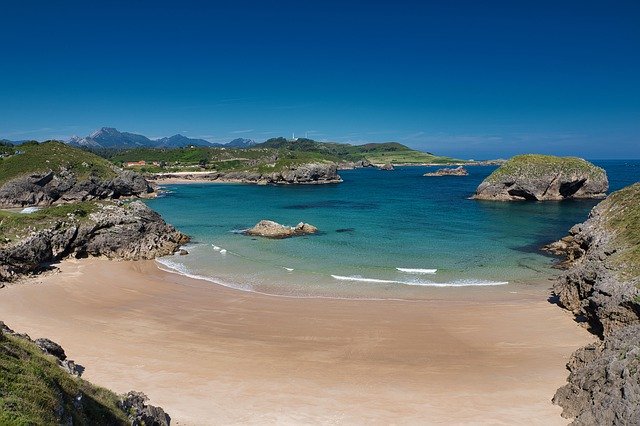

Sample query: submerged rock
[423,166,468,176]
[244,220,318,239]
[472,154,608,201]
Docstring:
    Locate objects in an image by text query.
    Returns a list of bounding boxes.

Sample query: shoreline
[0,258,592,425]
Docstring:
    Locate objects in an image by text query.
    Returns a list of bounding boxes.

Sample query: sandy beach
[0,259,591,425]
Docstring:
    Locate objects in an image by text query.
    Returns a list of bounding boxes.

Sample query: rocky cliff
[473,154,608,201]
[546,183,640,424]
[151,162,342,185]
[0,169,153,208]
[0,201,189,282]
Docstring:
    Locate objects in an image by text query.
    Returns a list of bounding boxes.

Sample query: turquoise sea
[147,160,639,299]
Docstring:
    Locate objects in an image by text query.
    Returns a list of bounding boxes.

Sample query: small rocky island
[472,154,608,201]
[546,183,640,424]
[244,220,318,239]
[423,166,468,177]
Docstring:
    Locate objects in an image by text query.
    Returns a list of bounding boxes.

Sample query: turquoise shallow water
[146,160,639,299]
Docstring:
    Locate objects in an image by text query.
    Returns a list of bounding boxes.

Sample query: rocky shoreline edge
[545,183,640,424]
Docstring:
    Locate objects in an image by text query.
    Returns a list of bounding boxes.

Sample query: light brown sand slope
[0,259,591,425]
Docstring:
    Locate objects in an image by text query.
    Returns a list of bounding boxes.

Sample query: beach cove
[0,259,590,425]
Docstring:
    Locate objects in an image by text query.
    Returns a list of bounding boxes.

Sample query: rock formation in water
[546,183,640,424]
[423,166,468,176]
[0,201,189,282]
[472,154,608,201]
[379,163,394,171]
[244,220,318,239]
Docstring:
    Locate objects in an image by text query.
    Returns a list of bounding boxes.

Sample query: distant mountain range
[64,127,256,149]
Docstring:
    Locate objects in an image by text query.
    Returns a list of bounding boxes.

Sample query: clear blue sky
[1,0,638,158]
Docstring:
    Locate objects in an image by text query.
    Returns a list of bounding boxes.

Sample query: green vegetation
[0,141,116,184]
[0,202,100,243]
[105,137,461,174]
[0,331,128,425]
[486,154,606,182]
[602,183,640,279]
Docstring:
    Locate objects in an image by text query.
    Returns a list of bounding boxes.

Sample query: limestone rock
[0,201,190,282]
[119,391,171,426]
[423,166,468,176]
[472,154,608,201]
[0,168,153,208]
[244,220,318,239]
[379,163,394,171]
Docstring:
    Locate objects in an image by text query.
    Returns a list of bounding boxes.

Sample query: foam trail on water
[219,249,227,254]
[331,275,508,287]
[212,245,220,251]
[283,267,294,272]
[396,268,437,274]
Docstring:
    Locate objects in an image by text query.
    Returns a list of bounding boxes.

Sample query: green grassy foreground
[603,183,640,279]
[0,331,128,425]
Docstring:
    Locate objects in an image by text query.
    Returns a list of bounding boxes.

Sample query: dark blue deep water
[146,160,639,298]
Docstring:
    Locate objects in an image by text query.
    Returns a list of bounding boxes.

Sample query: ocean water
[146,160,639,299]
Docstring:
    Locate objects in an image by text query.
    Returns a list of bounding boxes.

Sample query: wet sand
[0,259,591,425]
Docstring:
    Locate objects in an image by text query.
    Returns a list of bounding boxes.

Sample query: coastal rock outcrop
[0,201,189,281]
[337,159,373,170]
[546,183,640,424]
[120,391,171,426]
[151,162,342,185]
[0,169,153,208]
[472,154,608,201]
[244,220,318,239]
[423,166,468,177]
[379,163,394,171]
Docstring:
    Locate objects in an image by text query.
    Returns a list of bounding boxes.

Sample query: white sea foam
[331,275,508,287]
[212,245,220,250]
[283,267,294,272]
[396,268,437,274]
[219,249,227,254]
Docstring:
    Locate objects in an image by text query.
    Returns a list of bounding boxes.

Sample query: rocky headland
[0,201,189,282]
[0,141,154,208]
[545,183,640,424]
[244,220,318,239]
[149,162,342,185]
[423,166,468,177]
[473,154,608,201]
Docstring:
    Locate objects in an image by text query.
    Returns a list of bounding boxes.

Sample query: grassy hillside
[485,154,606,182]
[105,137,461,173]
[602,183,640,279]
[0,331,128,425]
[0,141,116,184]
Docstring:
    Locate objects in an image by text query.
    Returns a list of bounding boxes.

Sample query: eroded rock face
[0,169,153,208]
[379,163,394,171]
[423,166,468,177]
[473,154,608,201]
[244,220,318,239]
[547,183,640,424]
[120,391,171,426]
[553,325,640,425]
[0,201,189,281]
